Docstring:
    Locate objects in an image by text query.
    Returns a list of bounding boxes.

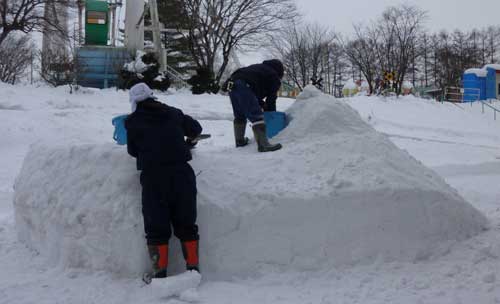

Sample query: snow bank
[483,64,500,71]
[14,86,488,279]
[465,68,488,77]
[402,81,414,89]
[343,79,358,90]
[124,51,155,73]
[14,144,149,275]
[465,64,500,77]
[348,94,500,150]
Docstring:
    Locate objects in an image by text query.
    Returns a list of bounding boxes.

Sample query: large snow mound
[14,86,488,278]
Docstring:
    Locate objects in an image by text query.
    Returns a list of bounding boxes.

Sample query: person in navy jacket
[228,59,284,152]
[125,83,202,281]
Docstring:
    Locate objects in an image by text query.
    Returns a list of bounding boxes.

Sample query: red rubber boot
[181,240,199,272]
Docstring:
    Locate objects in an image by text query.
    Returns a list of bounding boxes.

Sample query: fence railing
[442,87,465,109]
[444,87,480,103]
[165,65,190,89]
[473,99,500,121]
[441,87,500,120]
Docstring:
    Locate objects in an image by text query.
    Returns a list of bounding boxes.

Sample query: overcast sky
[295,0,500,34]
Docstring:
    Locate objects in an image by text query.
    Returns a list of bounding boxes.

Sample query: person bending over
[227,59,284,152]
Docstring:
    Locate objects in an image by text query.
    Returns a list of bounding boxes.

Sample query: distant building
[278,81,300,98]
[342,79,359,97]
[421,87,443,100]
[402,81,413,96]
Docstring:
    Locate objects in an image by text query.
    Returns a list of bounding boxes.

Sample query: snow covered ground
[1,84,500,303]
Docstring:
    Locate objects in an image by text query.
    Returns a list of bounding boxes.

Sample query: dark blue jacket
[231,60,283,111]
[125,99,202,170]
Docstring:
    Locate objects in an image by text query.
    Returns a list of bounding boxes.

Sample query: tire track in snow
[385,133,500,150]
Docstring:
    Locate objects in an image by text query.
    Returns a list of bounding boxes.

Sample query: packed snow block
[195,86,488,276]
[14,86,488,279]
[14,144,150,276]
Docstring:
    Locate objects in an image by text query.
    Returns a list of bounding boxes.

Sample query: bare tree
[0,0,68,47]
[430,31,465,89]
[343,25,379,94]
[39,48,76,87]
[0,34,33,84]
[270,22,336,90]
[306,24,333,81]
[343,10,500,95]
[417,27,500,91]
[378,5,427,95]
[284,24,309,89]
[420,33,430,87]
[344,5,426,95]
[322,41,346,96]
[179,0,298,87]
[329,43,349,96]
[270,23,305,89]
[484,26,500,63]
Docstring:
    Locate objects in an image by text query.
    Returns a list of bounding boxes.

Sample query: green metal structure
[85,0,109,45]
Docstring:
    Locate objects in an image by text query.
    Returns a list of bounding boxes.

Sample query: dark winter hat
[263,59,284,79]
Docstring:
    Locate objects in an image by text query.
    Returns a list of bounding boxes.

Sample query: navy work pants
[140,163,199,245]
[229,79,264,123]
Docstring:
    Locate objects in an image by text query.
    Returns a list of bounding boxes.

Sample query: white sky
[240,0,500,65]
[295,0,500,34]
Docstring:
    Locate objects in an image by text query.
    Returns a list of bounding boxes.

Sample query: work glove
[186,137,198,148]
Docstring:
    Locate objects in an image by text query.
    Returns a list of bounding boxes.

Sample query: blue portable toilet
[463,69,487,102]
[484,65,500,100]
[264,111,287,138]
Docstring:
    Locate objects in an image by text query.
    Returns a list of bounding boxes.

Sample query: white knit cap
[129,83,155,112]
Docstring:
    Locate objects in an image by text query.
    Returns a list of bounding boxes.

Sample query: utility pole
[42,0,69,68]
[77,0,84,45]
[30,49,34,85]
[231,50,242,69]
[148,0,166,71]
[125,0,145,54]
[108,0,122,46]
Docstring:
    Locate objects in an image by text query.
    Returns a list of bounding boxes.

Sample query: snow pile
[348,94,500,150]
[123,51,154,73]
[402,81,414,89]
[14,144,149,275]
[360,81,370,89]
[343,80,359,97]
[483,64,500,71]
[343,79,358,90]
[465,68,488,77]
[14,87,488,279]
[464,64,500,77]
[296,84,322,100]
[150,271,201,300]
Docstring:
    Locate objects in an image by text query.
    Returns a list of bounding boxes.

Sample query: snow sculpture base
[14,86,488,278]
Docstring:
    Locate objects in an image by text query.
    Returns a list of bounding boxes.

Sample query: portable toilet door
[85,0,109,46]
[463,71,486,102]
[486,68,498,100]
[497,71,500,99]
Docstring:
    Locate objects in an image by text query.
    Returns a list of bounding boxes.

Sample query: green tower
[85,0,109,45]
